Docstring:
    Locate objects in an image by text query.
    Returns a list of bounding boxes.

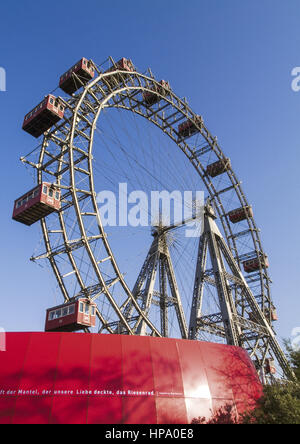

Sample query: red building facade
[0,333,262,424]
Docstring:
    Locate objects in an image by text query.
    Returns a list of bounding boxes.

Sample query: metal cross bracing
[189,203,295,381]
[20,56,293,380]
[115,222,189,338]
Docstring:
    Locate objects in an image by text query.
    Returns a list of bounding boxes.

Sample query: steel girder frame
[22,56,289,376]
[117,230,188,339]
[188,204,295,381]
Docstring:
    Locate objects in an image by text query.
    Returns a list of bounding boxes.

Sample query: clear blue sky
[0,0,299,346]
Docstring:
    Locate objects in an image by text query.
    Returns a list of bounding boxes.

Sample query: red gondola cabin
[143,80,171,106]
[206,158,231,178]
[178,115,203,139]
[59,58,95,95]
[228,206,253,223]
[12,183,61,226]
[104,58,135,86]
[265,358,276,375]
[106,57,134,73]
[270,309,278,322]
[45,298,97,332]
[243,255,269,273]
[266,308,278,322]
[22,95,65,138]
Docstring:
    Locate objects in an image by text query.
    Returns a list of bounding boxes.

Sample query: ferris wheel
[14,56,294,382]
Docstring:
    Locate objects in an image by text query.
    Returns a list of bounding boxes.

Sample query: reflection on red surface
[0,333,262,424]
[150,337,184,398]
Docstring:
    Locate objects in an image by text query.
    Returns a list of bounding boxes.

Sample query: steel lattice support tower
[120,226,188,339]
[189,204,295,382]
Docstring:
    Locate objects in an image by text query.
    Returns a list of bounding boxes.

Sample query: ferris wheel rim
[35,61,273,336]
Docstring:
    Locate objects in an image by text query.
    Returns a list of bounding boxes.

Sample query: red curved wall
[0,333,262,424]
